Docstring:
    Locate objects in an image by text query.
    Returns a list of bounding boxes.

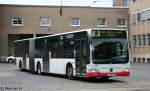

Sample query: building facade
[113,0,150,63]
[128,0,150,63]
[0,4,128,57]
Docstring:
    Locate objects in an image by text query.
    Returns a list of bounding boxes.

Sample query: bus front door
[75,39,87,74]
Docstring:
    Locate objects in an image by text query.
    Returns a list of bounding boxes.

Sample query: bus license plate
[107,73,116,76]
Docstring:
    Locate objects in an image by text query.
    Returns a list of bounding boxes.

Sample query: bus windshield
[91,30,128,64]
[92,39,128,64]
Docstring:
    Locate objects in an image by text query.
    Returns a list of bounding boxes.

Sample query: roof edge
[0,4,129,9]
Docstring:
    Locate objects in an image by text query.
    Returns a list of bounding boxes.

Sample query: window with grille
[117,18,126,27]
[137,34,141,47]
[142,34,146,46]
[70,18,80,26]
[97,18,107,27]
[133,35,137,47]
[137,12,141,23]
[133,14,137,24]
[147,34,150,46]
[40,17,51,26]
[12,17,23,26]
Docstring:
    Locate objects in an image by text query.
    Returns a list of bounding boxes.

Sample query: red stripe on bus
[85,71,130,78]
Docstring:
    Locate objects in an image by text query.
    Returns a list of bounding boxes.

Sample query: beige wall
[0,5,128,56]
[129,0,150,62]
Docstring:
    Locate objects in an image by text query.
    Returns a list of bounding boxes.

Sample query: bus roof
[14,28,127,42]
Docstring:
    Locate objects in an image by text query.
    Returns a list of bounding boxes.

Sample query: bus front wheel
[66,64,74,80]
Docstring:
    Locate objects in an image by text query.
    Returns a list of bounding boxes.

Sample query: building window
[138,58,141,63]
[147,58,150,63]
[137,34,141,47]
[135,9,150,24]
[142,58,145,63]
[70,18,80,26]
[117,18,126,27]
[137,12,141,23]
[147,34,150,46]
[145,9,150,21]
[97,18,107,27]
[142,34,146,46]
[12,17,23,26]
[123,0,129,7]
[141,11,147,22]
[133,58,136,62]
[40,17,51,26]
[133,35,137,47]
[133,14,137,24]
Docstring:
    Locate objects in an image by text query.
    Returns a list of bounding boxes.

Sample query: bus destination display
[92,30,126,38]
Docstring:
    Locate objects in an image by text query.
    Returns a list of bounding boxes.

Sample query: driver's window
[116,43,126,57]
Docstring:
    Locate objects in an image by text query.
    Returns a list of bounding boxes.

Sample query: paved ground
[0,63,150,91]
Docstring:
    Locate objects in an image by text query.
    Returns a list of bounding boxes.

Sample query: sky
[0,0,113,7]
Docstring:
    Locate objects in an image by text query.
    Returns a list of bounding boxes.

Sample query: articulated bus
[14,28,130,79]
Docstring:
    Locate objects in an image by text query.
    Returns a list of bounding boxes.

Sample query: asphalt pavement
[0,63,150,91]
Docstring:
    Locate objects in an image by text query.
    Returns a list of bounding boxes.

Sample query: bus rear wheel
[37,63,42,75]
[66,65,74,80]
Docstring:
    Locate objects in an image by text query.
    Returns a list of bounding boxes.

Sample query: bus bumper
[85,71,130,78]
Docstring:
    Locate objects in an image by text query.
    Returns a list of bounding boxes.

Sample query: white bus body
[14,28,130,79]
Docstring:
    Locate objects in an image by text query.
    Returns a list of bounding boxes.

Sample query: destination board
[92,30,126,38]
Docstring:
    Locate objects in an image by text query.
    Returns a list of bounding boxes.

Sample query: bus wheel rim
[67,67,72,77]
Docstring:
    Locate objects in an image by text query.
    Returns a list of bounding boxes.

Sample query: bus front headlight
[88,69,98,73]
[123,68,130,72]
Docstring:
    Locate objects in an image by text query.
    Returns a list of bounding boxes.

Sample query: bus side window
[47,36,63,58]
[35,39,45,58]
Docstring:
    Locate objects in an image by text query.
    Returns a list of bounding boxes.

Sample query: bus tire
[19,60,22,69]
[8,59,13,63]
[66,64,74,80]
[37,63,42,75]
